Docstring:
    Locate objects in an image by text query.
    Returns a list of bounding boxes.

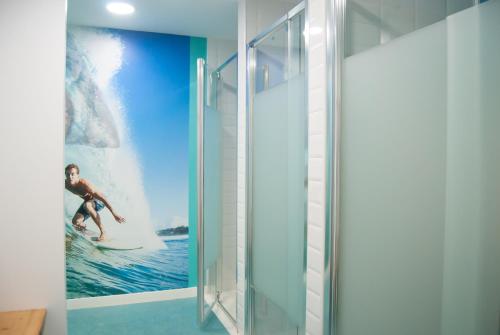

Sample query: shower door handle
[196,58,206,326]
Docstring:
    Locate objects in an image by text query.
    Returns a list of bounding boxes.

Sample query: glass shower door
[197,54,238,327]
[197,58,215,325]
[248,5,307,335]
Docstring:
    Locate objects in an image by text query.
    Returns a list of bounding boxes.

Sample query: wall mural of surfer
[64,26,203,299]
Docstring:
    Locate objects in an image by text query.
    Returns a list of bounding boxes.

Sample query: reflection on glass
[255,25,288,93]
[345,0,475,57]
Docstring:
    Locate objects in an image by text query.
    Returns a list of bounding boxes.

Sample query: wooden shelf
[0,309,46,335]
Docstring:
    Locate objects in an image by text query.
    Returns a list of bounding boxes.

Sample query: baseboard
[67,287,197,310]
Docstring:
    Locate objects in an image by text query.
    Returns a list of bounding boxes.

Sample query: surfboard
[74,227,143,251]
[95,239,143,251]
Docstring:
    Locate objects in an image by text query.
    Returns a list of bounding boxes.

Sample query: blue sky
[112,28,190,230]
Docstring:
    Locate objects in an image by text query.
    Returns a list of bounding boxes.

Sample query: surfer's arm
[92,191,126,223]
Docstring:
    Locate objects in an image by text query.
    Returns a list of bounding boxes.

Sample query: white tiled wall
[206,34,240,325]
[218,57,238,319]
[236,0,247,333]
[207,38,237,72]
[306,0,328,334]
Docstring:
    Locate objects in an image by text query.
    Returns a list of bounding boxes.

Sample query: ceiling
[67,0,238,40]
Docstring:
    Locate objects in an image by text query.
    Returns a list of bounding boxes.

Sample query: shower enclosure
[197,53,238,327]
[327,1,500,335]
[247,3,307,334]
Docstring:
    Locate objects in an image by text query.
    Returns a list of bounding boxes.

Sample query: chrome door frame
[324,0,344,334]
[197,57,211,326]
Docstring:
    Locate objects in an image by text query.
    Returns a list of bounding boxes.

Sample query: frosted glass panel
[338,1,500,335]
[340,20,447,335]
[250,12,306,335]
[476,3,500,334]
[253,74,306,335]
[442,2,500,335]
[440,7,482,335]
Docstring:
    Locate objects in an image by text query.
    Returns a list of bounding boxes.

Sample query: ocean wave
[65,26,173,298]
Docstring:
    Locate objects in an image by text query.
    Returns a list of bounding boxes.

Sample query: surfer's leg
[72,212,86,230]
[85,201,107,241]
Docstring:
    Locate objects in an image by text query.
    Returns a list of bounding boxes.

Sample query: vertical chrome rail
[325,0,345,334]
[331,1,345,333]
[197,57,205,326]
[324,0,334,331]
[245,44,255,335]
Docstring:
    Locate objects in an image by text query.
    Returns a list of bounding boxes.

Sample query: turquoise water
[68,298,228,335]
[66,230,189,298]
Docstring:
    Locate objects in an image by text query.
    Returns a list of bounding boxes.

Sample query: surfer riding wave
[65,163,125,241]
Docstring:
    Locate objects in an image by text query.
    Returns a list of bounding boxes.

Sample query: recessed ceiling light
[106,2,135,15]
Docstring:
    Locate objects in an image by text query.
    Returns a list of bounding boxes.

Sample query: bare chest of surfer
[66,180,93,201]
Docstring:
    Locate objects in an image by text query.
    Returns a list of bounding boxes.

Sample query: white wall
[236,1,247,332]
[0,0,67,334]
[207,38,237,71]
